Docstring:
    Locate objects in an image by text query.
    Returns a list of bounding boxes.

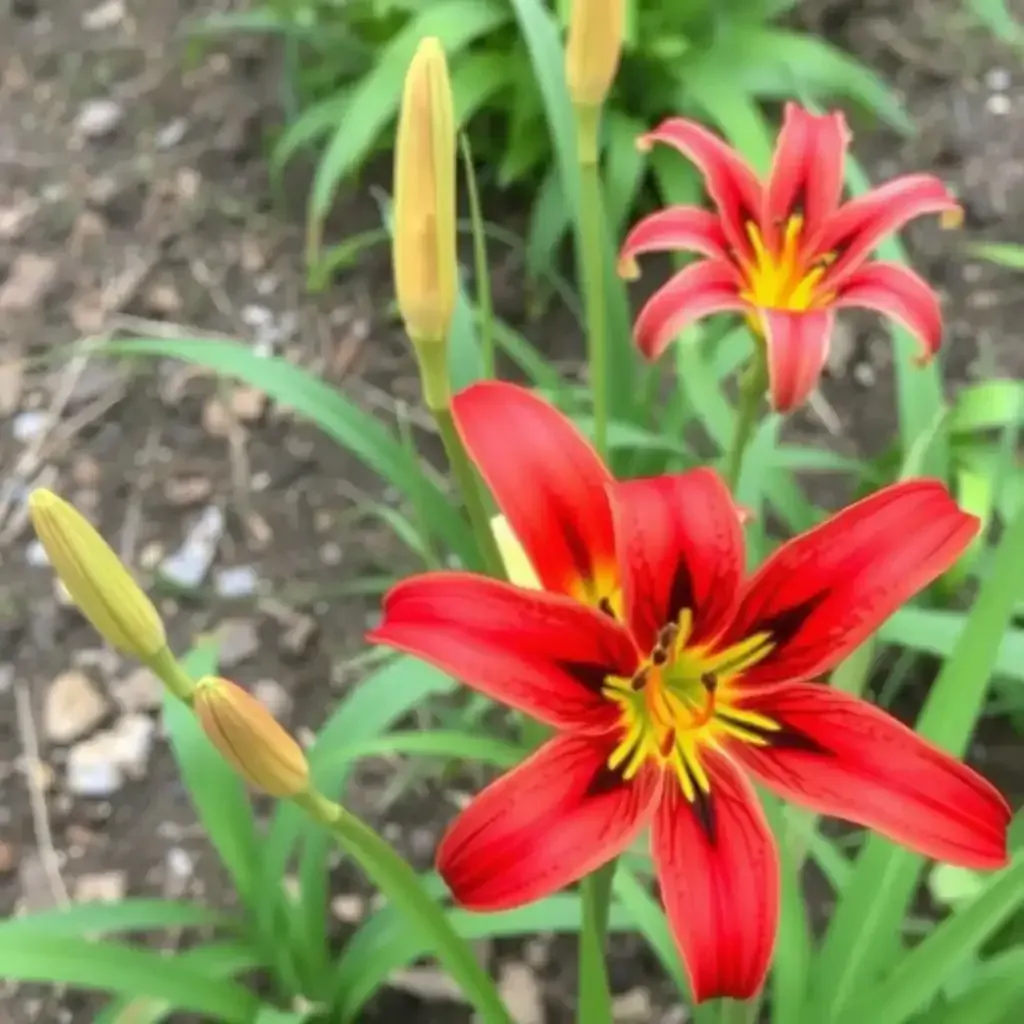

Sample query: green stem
[292,790,512,1024]
[717,997,753,1024]
[148,646,197,705]
[575,103,609,460]
[434,404,505,579]
[722,347,768,494]
[576,858,617,1024]
[460,132,496,379]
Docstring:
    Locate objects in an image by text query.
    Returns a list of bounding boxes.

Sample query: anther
[700,672,718,693]
[659,729,677,758]
[630,668,650,691]
[651,647,668,666]
[598,597,615,619]
[656,623,679,649]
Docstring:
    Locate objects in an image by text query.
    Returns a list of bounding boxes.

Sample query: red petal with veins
[761,307,835,412]
[731,684,1010,869]
[610,469,744,653]
[618,206,730,277]
[369,572,638,732]
[819,174,961,288]
[834,261,944,362]
[764,103,850,254]
[440,732,660,909]
[652,749,779,1002]
[639,118,764,257]
[726,480,979,688]
[633,260,745,361]
[453,382,617,603]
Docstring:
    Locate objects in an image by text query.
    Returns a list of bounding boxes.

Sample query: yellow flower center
[603,610,778,801]
[738,216,834,312]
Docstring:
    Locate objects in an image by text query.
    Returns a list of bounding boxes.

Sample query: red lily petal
[834,260,943,363]
[611,469,744,653]
[634,260,745,360]
[440,732,660,910]
[652,748,779,1002]
[765,103,850,253]
[452,381,617,604]
[369,572,637,732]
[761,307,835,412]
[618,207,730,278]
[820,173,961,288]
[730,684,1010,869]
[725,480,979,688]
[639,118,763,256]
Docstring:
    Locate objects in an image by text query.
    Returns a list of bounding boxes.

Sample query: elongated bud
[393,37,457,356]
[28,488,167,661]
[194,677,310,797]
[565,0,625,109]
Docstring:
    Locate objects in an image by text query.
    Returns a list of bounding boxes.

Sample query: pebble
[985,67,1011,92]
[0,253,58,312]
[986,93,1012,116]
[201,397,232,437]
[0,360,24,415]
[112,665,164,712]
[159,505,224,589]
[229,385,268,422]
[75,98,124,140]
[74,870,126,903]
[25,539,49,566]
[852,361,877,387]
[214,565,260,599]
[390,967,464,1002]
[319,542,342,566]
[45,670,108,744]
[497,962,545,1024]
[331,893,365,922]
[0,840,16,875]
[66,714,155,796]
[164,475,213,507]
[216,618,260,668]
[252,678,291,721]
[280,613,318,660]
[166,846,194,880]
[613,988,653,1023]
[82,0,124,30]
[13,410,48,442]
[155,117,188,150]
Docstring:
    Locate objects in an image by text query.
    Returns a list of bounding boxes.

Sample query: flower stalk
[576,858,617,1024]
[723,347,768,494]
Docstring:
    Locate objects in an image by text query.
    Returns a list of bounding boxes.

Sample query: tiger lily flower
[369,382,1010,1003]
[619,103,962,411]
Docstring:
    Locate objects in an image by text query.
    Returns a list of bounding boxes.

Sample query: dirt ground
[1,0,1023,1021]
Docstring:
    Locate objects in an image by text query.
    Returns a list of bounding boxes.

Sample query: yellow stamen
[739,215,835,313]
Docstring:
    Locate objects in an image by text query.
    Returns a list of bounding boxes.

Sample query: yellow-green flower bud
[392,37,457,353]
[193,677,310,798]
[28,488,166,661]
[565,0,625,110]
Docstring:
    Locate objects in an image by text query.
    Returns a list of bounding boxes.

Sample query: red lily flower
[369,382,1010,1003]
[619,103,962,412]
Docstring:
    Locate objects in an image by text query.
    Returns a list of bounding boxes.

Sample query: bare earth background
[2,0,1024,1020]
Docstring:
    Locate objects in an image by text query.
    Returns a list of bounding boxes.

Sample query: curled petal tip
[635,133,654,154]
[617,254,641,281]
[941,205,964,230]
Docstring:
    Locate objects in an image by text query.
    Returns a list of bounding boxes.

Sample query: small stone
[985,67,1011,92]
[164,475,212,506]
[112,666,163,712]
[45,670,108,744]
[143,280,182,316]
[139,541,163,570]
[0,198,36,241]
[159,505,225,589]
[252,678,291,721]
[280,613,318,660]
[155,117,188,150]
[229,385,267,422]
[82,0,124,30]
[390,967,464,1002]
[0,253,58,312]
[75,98,123,140]
[986,93,1012,116]
[331,893,365,922]
[166,846,194,880]
[13,410,48,442]
[66,714,155,796]
[71,454,102,487]
[523,938,550,970]
[216,618,260,668]
[852,361,877,387]
[497,962,544,1024]
[612,988,652,1023]
[202,397,231,438]
[0,840,16,875]
[319,542,342,566]
[214,565,260,598]
[73,647,120,677]
[109,714,155,777]
[26,539,49,566]
[74,870,126,903]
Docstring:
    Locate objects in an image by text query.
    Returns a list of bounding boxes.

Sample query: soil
[1,0,1023,1022]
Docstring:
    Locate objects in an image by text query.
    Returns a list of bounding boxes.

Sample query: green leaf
[926,951,1024,1024]
[93,941,266,1024]
[814,503,1024,1015]
[603,110,647,237]
[948,379,1024,434]
[309,0,510,223]
[526,167,571,292]
[271,92,350,179]
[0,935,258,1022]
[450,52,511,126]
[836,857,1024,1024]
[966,0,1023,41]
[0,900,231,938]
[95,338,476,568]
[970,240,1024,269]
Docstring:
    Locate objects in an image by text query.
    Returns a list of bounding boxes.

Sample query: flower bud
[28,488,166,661]
[393,37,457,348]
[565,0,625,109]
[491,515,541,590]
[193,677,310,797]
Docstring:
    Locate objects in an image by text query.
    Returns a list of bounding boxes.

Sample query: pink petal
[760,307,835,412]
[619,207,731,279]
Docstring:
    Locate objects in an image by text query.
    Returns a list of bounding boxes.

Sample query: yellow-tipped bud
[193,677,310,797]
[28,488,167,661]
[565,0,625,109]
[491,515,541,591]
[393,37,457,349]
